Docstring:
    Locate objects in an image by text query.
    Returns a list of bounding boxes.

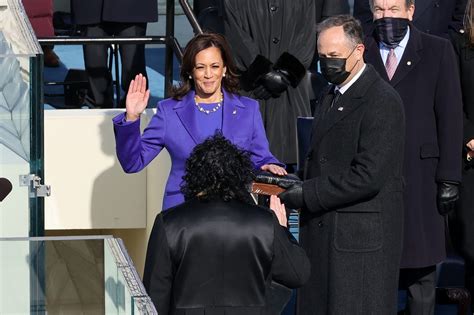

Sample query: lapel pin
[407,61,412,66]
[337,107,344,111]
[232,110,237,115]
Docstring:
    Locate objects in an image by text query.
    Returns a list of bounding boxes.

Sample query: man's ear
[356,44,365,60]
[407,4,415,21]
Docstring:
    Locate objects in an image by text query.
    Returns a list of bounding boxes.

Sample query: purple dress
[113,89,282,210]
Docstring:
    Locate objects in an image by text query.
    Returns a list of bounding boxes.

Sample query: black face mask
[319,47,357,85]
[374,17,409,48]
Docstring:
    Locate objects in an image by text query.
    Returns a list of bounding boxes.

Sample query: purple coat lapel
[174,91,200,144]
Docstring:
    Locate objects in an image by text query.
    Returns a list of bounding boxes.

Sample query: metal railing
[38,0,201,107]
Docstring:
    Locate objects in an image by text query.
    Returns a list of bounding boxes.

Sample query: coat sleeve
[280,0,317,69]
[433,39,463,182]
[142,214,173,314]
[248,101,285,168]
[271,214,310,288]
[222,0,265,70]
[113,103,166,173]
[303,88,405,212]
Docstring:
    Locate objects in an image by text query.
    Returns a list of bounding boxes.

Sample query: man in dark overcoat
[279,15,406,314]
[362,0,463,313]
[71,0,157,108]
[354,0,467,38]
[222,0,349,165]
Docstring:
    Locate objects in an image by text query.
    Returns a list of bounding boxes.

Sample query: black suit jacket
[71,0,158,25]
[364,26,463,268]
[353,0,467,38]
[143,199,310,315]
[297,64,405,314]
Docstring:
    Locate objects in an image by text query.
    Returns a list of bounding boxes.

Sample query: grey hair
[465,0,474,45]
[369,0,415,11]
[317,15,364,47]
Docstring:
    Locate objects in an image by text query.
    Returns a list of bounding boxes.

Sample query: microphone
[0,178,13,202]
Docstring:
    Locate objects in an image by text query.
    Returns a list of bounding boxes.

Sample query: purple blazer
[113,89,282,210]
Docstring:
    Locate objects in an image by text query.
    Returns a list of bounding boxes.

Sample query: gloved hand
[437,182,459,216]
[253,85,272,100]
[278,181,304,210]
[259,70,291,97]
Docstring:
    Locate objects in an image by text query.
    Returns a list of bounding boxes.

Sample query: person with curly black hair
[142,133,310,315]
[113,33,286,211]
[181,132,254,204]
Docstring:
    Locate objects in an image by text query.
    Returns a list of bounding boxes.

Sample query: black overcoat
[297,64,405,315]
[364,26,463,268]
[71,0,158,25]
[222,0,349,164]
[449,29,474,264]
[353,0,467,38]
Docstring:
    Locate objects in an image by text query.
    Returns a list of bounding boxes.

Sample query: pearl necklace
[194,94,223,115]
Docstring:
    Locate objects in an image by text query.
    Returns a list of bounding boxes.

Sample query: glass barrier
[0,235,157,314]
[0,0,44,237]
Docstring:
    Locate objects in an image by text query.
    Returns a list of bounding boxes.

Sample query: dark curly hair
[170,33,240,99]
[181,133,254,203]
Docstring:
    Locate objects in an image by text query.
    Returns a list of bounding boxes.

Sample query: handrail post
[165,0,175,98]
[179,0,203,35]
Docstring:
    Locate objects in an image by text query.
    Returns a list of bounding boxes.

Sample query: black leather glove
[253,85,272,100]
[258,70,291,97]
[278,181,304,210]
[437,182,459,216]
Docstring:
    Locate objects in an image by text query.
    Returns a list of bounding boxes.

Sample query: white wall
[43,108,171,275]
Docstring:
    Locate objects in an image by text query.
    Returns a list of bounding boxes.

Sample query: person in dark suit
[449,0,474,309]
[142,133,310,315]
[354,0,468,38]
[71,0,158,108]
[221,0,350,166]
[278,15,406,314]
[362,0,464,314]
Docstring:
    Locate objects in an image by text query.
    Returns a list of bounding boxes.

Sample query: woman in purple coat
[113,33,286,210]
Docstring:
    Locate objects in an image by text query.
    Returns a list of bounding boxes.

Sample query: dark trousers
[399,266,436,315]
[449,175,474,310]
[83,22,147,108]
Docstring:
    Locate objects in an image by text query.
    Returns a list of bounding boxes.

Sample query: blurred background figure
[449,0,474,311]
[221,0,350,168]
[70,0,158,108]
[23,0,60,67]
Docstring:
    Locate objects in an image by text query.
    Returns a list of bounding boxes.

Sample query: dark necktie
[327,89,341,113]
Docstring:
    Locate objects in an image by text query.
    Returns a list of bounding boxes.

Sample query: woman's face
[192,46,227,100]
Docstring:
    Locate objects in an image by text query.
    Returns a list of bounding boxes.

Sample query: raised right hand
[126,74,150,122]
